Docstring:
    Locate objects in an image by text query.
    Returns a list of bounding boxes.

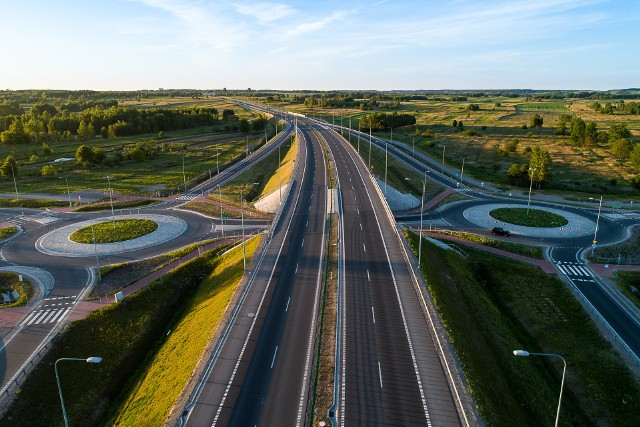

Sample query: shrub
[41,165,57,176]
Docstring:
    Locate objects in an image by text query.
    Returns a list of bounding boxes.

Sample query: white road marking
[360,223,362,230]
[363,243,366,252]
[20,311,37,326]
[301,238,304,248]
[42,310,57,323]
[28,310,49,326]
[49,309,65,323]
[367,270,370,281]
[378,361,383,388]
[286,297,291,312]
[271,346,279,369]
[372,306,376,323]
[57,307,72,323]
[295,263,299,274]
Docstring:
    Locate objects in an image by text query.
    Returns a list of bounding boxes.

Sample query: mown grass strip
[406,231,640,426]
[0,198,73,209]
[73,199,159,212]
[69,219,158,243]
[0,240,253,426]
[0,225,17,240]
[110,237,260,426]
[489,207,568,227]
[613,270,640,310]
[259,136,298,199]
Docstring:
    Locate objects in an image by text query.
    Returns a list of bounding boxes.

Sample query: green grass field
[70,219,158,243]
[407,232,640,426]
[613,270,640,309]
[489,207,569,227]
[73,199,158,212]
[430,229,545,259]
[0,272,33,308]
[110,237,260,426]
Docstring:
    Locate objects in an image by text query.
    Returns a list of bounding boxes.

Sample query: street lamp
[60,176,72,207]
[442,145,446,175]
[589,196,603,255]
[10,163,19,202]
[513,350,566,427]
[384,140,388,195]
[217,184,224,238]
[459,157,468,188]
[527,167,538,216]
[368,126,373,171]
[103,176,116,231]
[55,356,102,427]
[418,171,426,266]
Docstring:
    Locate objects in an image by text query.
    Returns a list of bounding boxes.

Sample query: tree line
[358,112,416,131]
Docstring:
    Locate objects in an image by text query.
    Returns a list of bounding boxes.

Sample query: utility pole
[10,163,19,202]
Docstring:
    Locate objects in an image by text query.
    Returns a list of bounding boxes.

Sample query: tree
[75,145,94,164]
[609,123,631,141]
[92,147,106,165]
[0,155,18,179]
[42,142,52,155]
[41,165,57,176]
[529,113,543,128]
[77,120,95,140]
[507,163,529,186]
[222,109,235,119]
[570,116,586,145]
[584,121,598,146]
[529,144,552,187]
[1,120,30,144]
[611,138,634,158]
[631,144,640,171]
[238,119,250,134]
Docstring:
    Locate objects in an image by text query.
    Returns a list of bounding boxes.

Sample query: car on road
[491,227,511,236]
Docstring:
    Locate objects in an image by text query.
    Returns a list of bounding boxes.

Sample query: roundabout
[35,214,188,257]
[462,203,596,238]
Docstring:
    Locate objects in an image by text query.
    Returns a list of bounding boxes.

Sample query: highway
[320,126,462,426]
[181,123,327,426]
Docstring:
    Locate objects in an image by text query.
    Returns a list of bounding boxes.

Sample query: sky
[1,0,639,91]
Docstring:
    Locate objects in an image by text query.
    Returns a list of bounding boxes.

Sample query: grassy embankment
[109,237,260,426]
[0,198,75,209]
[0,272,33,308]
[184,133,298,218]
[69,219,158,244]
[0,237,259,426]
[489,207,569,227]
[407,232,640,426]
[0,225,17,240]
[613,270,640,310]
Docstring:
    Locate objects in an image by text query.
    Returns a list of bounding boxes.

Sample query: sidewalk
[422,231,556,273]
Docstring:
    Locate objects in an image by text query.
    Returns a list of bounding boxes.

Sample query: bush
[40,165,57,176]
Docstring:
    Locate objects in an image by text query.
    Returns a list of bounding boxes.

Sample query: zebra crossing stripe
[567,266,581,276]
[42,310,58,323]
[57,308,72,323]
[20,311,37,326]
[28,310,50,326]
[49,309,65,323]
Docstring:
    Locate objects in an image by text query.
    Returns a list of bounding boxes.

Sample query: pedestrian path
[555,261,594,282]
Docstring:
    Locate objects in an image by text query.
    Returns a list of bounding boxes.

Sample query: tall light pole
[384,141,388,195]
[182,155,188,193]
[442,146,446,175]
[216,149,220,175]
[459,157,468,188]
[590,195,603,255]
[527,167,538,215]
[10,163,19,202]
[349,116,351,146]
[60,176,71,207]
[217,184,224,238]
[104,176,116,231]
[513,350,566,427]
[418,171,426,266]
[278,144,282,204]
[368,126,372,171]
[55,357,102,427]
[240,185,245,270]
[412,136,415,159]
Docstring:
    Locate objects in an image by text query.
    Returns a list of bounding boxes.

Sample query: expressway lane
[183,123,327,426]
[321,126,461,426]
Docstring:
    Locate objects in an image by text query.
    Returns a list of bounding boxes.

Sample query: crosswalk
[19,295,76,327]
[556,262,594,282]
[176,194,199,201]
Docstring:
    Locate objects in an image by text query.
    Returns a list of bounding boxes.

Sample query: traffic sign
[593,240,597,244]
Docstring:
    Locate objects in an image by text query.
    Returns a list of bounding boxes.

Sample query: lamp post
[418,171,426,266]
[368,127,372,171]
[216,149,220,175]
[55,357,102,427]
[217,184,224,238]
[513,350,566,427]
[60,176,72,207]
[10,163,19,202]
[527,167,538,216]
[442,146,446,175]
[278,144,282,204]
[459,157,468,188]
[384,140,388,195]
[103,176,116,231]
[240,186,245,270]
[589,196,603,255]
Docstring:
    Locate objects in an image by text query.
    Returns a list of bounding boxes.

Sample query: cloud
[232,2,297,23]
[283,10,350,38]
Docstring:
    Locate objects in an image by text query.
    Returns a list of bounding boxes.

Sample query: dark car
[491,227,511,236]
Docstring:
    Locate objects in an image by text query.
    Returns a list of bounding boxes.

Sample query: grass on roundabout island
[489,207,568,227]
[70,219,158,244]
